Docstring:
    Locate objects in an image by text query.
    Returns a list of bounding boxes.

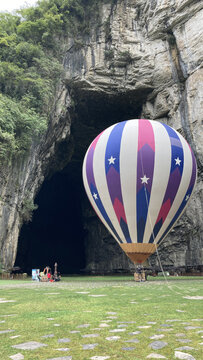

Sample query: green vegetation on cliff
[0,0,113,160]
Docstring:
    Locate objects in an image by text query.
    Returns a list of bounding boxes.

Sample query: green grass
[0,276,202,359]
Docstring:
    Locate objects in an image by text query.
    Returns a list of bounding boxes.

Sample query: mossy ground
[0,276,202,359]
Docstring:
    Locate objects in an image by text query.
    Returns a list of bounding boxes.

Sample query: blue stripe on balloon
[137,186,150,243]
[105,120,132,243]
[105,121,126,174]
[120,218,131,243]
[157,188,193,245]
[89,183,122,243]
[162,124,184,177]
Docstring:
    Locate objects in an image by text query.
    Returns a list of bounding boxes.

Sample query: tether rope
[139,144,193,297]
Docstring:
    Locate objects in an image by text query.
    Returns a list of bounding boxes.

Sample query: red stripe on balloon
[156,198,171,224]
[113,198,127,224]
[138,119,155,151]
[89,131,104,150]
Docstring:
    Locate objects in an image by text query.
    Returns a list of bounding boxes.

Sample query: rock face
[0,85,72,269]
[0,0,202,272]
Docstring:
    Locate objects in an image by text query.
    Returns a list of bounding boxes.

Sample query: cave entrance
[15,88,152,275]
[15,162,86,275]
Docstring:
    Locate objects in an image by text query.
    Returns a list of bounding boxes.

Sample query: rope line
[139,144,193,297]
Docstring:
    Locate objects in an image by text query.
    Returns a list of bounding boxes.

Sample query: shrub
[20,196,38,223]
[104,49,114,61]
[0,94,47,159]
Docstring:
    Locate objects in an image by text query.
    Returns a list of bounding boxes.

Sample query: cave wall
[0,0,202,271]
[0,85,72,270]
[65,0,203,270]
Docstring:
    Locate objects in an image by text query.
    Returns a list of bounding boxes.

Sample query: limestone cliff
[0,0,202,272]
[0,84,72,269]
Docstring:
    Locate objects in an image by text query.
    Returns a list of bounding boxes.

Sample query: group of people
[38,265,61,282]
[134,265,146,282]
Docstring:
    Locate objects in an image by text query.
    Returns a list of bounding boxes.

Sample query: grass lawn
[0,276,202,359]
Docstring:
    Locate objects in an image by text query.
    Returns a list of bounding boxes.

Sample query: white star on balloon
[175,157,181,166]
[185,195,190,201]
[93,193,98,200]
[141,175,150,184]
[108,156,116,165]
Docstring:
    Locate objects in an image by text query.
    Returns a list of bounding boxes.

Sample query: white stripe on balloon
[143,120,171,244]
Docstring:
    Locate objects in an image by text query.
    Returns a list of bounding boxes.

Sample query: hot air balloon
[82,119,197,266]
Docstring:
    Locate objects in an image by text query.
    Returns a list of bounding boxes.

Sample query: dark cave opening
[15,89,152,275]
[15,162,86,275]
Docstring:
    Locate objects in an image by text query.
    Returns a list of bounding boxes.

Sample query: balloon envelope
[82,119,197,264]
